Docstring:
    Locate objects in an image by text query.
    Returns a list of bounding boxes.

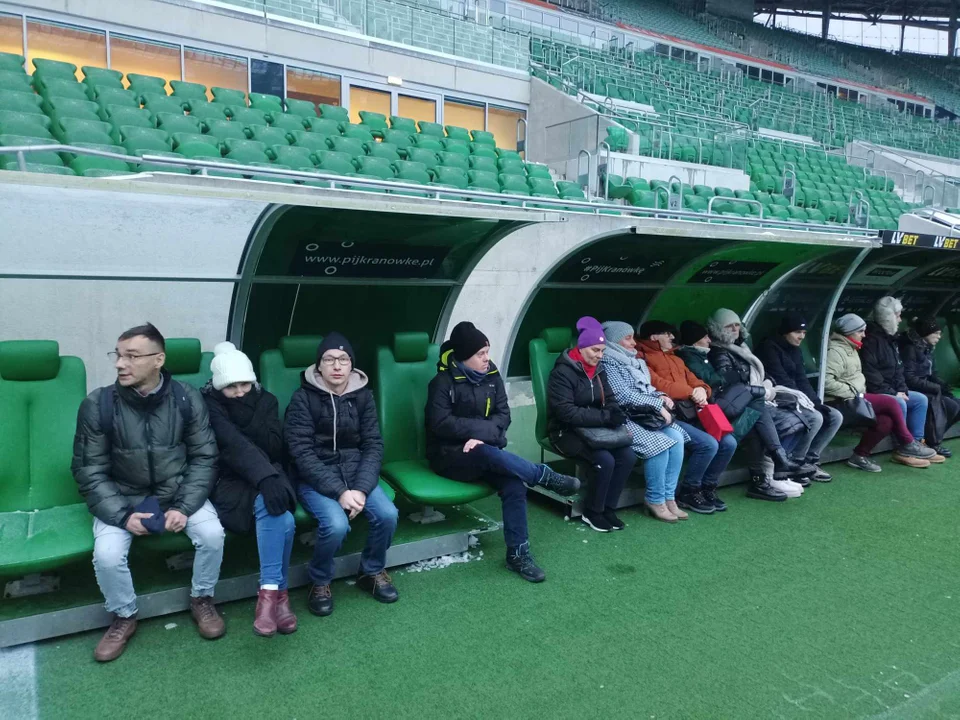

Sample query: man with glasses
[284,332,399,616]
[72,323,223,662]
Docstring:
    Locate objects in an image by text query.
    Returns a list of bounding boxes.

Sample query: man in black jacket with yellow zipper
[425,322,579,583]
[285,332,399,616]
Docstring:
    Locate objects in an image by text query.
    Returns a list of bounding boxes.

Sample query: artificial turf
[26,441,960,719]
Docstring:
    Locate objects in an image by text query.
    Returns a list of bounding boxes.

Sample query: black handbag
[629,405,667,430]
[833,394,877,428]
[673,399,698,423]
[716,385,753,419]
[573,425,632,449]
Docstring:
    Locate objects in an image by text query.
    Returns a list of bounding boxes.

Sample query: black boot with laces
[506,542,546,583]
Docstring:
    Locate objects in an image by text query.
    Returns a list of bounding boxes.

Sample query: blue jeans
[805,405,843,464]
[643,424,685,504]
[895,391,929,442]
[440,443,541,548]
[297,484,399,586]
[253,494,295,589]
[675,420,737,491]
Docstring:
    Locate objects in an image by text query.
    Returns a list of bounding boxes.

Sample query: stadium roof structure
[755,1,958,29]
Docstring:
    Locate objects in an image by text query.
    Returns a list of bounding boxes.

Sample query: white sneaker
[769,479,802,498]
[785,480,805,495]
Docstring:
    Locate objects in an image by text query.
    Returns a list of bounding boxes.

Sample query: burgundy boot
[253,589,278,637]
[274,590,298,635]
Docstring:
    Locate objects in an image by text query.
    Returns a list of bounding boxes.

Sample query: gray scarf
[603,341,658,395]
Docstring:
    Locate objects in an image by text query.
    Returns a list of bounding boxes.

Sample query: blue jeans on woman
[644,424,685,504]
[297,484,399,586]
[254,493,296,589]
[895,391,929,442]
[674,420,737,491]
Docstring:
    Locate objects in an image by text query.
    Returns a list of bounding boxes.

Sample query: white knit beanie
[210,342,257,390]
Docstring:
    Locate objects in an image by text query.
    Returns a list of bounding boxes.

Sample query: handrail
[1,143,882,236]
[707,195,764,219]
[576,149,593,201]
[599,140,611,200]
[849,190,871,229]
[516,117,527,155]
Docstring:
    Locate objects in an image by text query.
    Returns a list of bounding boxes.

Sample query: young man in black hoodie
[757,312,842,481]
[285,333,399,616]
[425,321,579,583]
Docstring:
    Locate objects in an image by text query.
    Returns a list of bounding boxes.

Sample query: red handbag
[697,404,733,441]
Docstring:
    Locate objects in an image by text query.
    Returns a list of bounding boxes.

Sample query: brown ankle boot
[253,589,278,637]
[665,499,688,520]
[94,614,137,662]
[892,453,932,468]
[643,502,677,523]
[275,590,298,635]
[190,596,226,639]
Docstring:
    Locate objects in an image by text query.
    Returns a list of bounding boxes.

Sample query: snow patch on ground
[402,551,483,573]
[164,623,177,630]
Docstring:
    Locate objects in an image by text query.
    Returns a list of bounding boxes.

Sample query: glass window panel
[489,0,505,13]
[110,34,180,92]
[487,104,524,152]
[397,95,436,125]
[543,14,559,28]
[27,19,105,79]
[0,13,23,57]
[251,58,284,97]
[349,85,390,124]
[561,19,578,32]
[184,47,247,101]
[525,10,542,24]
[444,98,484,135]
[286,66,340,106]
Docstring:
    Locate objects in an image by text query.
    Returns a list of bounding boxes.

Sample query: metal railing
[1,143,884,236]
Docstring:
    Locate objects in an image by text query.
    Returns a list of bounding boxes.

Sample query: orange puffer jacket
[637,339,712,401]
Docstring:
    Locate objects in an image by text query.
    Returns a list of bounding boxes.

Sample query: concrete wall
[8,0,530,106]
[849,141,959,207]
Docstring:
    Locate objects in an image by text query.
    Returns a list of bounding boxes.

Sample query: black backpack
[98,380,193,437]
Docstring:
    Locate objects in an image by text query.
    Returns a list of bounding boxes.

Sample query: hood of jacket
[902,327,932,352]
[866,320,896,342]
[303,364,369,395]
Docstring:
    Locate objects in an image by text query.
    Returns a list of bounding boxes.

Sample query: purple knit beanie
[576,316,605,349]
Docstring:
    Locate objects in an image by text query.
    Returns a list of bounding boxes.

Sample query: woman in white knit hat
[202,342,298,638]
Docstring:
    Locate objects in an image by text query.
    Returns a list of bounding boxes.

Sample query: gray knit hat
[834,313,867,335]
[601,320,634,345]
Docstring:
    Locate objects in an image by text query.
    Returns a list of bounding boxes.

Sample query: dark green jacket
[674,346,724,393]
[71,371,219,528]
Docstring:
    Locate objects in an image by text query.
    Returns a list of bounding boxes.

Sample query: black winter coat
[547,350,623,458]
[425,349,510,482]
[757,336,818,403]
[860,321,907,395]
[203,385,292,534]
[899,329,953,445]
[284,367,383,499]
[72,371,219,528]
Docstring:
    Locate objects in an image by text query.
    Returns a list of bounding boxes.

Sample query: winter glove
[606,407,627,426]
[748,385,767,399]
[258,474,296,516]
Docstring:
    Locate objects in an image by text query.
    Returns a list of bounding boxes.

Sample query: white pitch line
[0,643,38,720]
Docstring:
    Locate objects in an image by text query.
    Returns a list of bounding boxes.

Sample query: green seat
[163,338,214,389]
[437,151,468,170]
[440,138,469,156]
[376,333,494,506]
[340,124,375,144]
[0,71,32,92]
[175,140,222,160]
[430,166,468,189]
[556,180,585,200]
[353,155,395,180]
[222,138,269,165]
[528,176,559,198]
[405,147,439,168]
[499,173,530,196]
[69,154,132,174]
[270,144,316,167]
[258,335,321,415]
[629,189,658,208]
[291,131,332,154]
[525,163,551,179]
[155,112,201,136]
[207,87,244,106]
[0,90,44,115]
[467,169,500,192]
[469,143,497,159]
[358,111,388,136]
[0,111,53,139]
[498,157,524,174]
[327,136,364,157]
[203,119,247,142]
[37,79,89,102]
[307,118,342,137]
[284,98,318,117]
[471,129,496,146]
[0,52,24,71]
[934,319,960,387]
[528,328,572,457]
[170,80,208,109]
[191,104,231,126]
[226,106,267,127]
[126,74,167,101]
[247,125,292,146]
[411,135,443,151]
[468,155,497,173]
[364,141,400,162]
[119,126,172,154]
[389,116,417,132]
[393,160,431,185]
[319,104,349,122]
[0,341,93,577]
[104,105,154,131]
[417,121,445,137]
[444,125,471,142]
[315,150,357,176]
[33,58,78,82]
[382,129,413,149]
[249,92,283,114]
[0,134,64,167]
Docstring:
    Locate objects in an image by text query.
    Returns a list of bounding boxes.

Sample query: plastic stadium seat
[2,162,76,175]
[260,335,323,414]
[103,105,154,131]
[127,74,167,99]
[0,90,44,116]
[306,117,341,137]
[629,189,658,208]
[389,116,417,132]
[496,148,521,159]
[437,151,468,170]
[417,121,445,137]
[171,132,218,151]
[249,92,283,113]
[163,340,213,387]
[0,134,64,167]
[393,160,431,185]
[270,145,316,167]
[528,176,559,198]
[359,111,388,133]
[603,174,632,200]
[440,138,469,156]
[340,124,375,144]
[205,119,248,142]
[376,333,494,507]
[319,104,348,122]
[0,341,94,577]
[0,70,32,92]
[175,140,221,160]
[60,118,115,146]
[211,87,247,106]
[81,66,123,90]
[327,136,364,157]
[0,112,53,140]
[222,138,269,165]
[364,141,400,161]
[467,169,500,192]
[284,97,317,117]
[499,173,531,196]
[406,147,439,168]
[382,129,413,149]
[291,131,331,154]
[170,81,208,109]
[468,155,497,173]
[0,51,24,71]
[37,79,89,102]
[142,92,188,117]
[226,106,267,127]
[267,113,308,134]
[443,125,470,142]
[190,104,231,126]
[155,112,201,136]
[471,129,496,146]
[316,150,357,176]
[33,58,78,81]
[353,155,395,180]
[430,166,468,189]
[411,135,443,152]
[469,143,497,158]
[119,126,172,154]
[529,328,572,457]
[247,125,292,146]
[525,163,551,179]
[556,180,586,200]
[497,157,525,174]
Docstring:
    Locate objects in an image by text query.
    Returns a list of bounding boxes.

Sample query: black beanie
[316,332,355,364]
[637,320,676,339]
[778,312,807,335]
[449,321,489,362]
[679,320,709,347]
[912,316,941,337]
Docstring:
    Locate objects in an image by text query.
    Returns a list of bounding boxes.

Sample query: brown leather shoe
[190,596,225,639]
[253,589,278,637]
[94,614,137,663]
[643,502,677,523]
[665,499,688,520]
[892,453,931,468]
[275,590,298,635]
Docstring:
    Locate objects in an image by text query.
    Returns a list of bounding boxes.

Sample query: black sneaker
[746,474,787,502]
[935,445,953,459]
[307,583,333,616]
[811,465,833,482]
[356,571,399,604]
[506,542,545,583]
[603,508,625,530]
[701,488,727,512]
[533,466,581,496]
[581,509,612,532]
[676,488,715,515]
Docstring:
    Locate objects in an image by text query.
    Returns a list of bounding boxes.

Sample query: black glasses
[108,351,162,363]
[320,356,352,367]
